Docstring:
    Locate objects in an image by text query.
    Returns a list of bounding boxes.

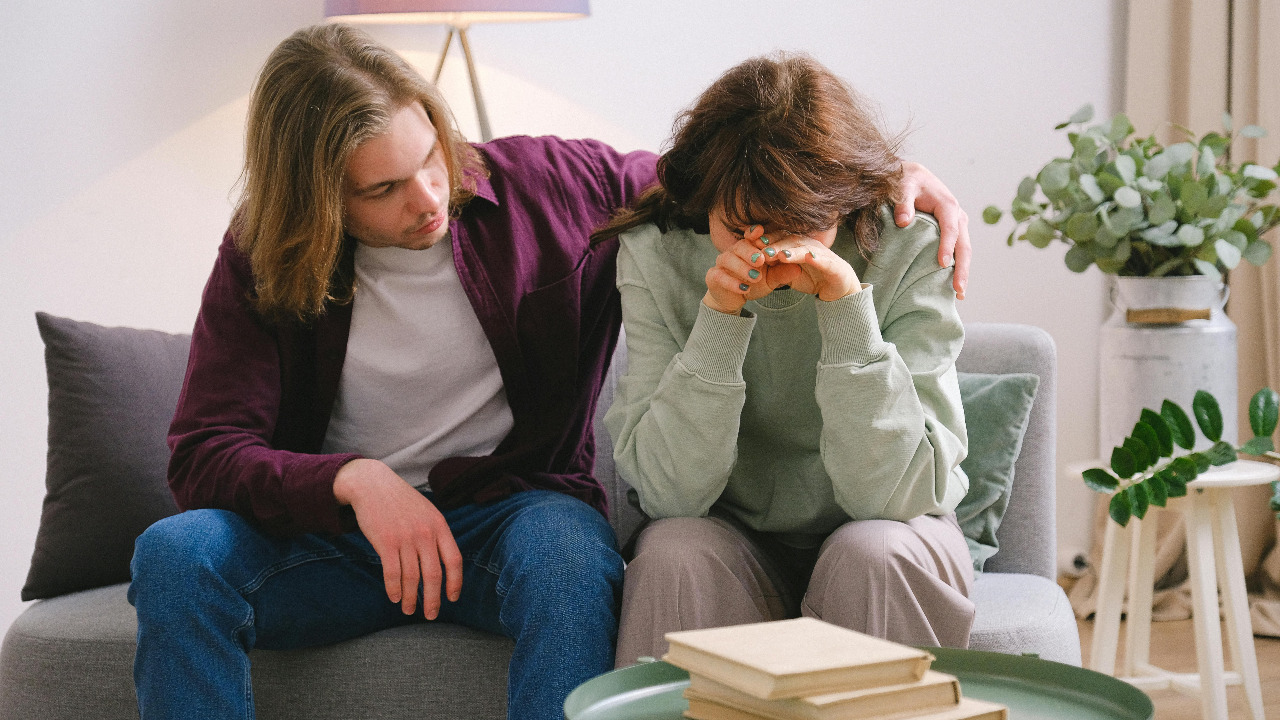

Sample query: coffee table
[564,647,1154,719]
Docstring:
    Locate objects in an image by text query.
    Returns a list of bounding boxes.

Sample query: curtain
[1067,0,1280,637]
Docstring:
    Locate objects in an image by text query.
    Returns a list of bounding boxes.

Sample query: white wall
[0,0,1123,639]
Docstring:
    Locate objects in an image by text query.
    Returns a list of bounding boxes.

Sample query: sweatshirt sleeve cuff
[815,286,889,367]
[677,301,756,383]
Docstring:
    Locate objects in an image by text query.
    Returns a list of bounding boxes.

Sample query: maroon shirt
[167,136,657,537]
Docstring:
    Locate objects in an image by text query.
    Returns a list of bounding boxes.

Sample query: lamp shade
[324,0,589,25]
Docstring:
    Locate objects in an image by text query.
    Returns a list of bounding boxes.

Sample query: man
[127,23,971,720]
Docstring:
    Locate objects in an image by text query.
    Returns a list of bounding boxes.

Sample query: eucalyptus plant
[983,105,1280,278]
[1084,387,1280,526]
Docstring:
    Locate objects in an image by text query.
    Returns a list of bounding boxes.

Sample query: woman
[595,53,974,667]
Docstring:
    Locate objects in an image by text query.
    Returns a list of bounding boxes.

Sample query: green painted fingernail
[748,269,760,279]
[751,252,761,263]
[809,251,816,258]
[764,247,776,257]
[739,282,750,291]
[783,250,793,258]
[761,236,771,244]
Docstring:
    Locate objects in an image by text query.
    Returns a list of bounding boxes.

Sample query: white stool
[1081,459,1277,720]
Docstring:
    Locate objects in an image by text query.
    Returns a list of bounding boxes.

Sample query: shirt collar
[465,163,499,207]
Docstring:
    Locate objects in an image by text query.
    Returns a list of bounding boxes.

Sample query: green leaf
[1039,161,1072,195]
[1169,455,1199,482]
[1249,387,1279,437]
[1106,113,1134,143]
[1065,244,1095,272]
[1113,237,1132,264]
[1141,408,1174,456]
[1241,125,1268,139]
[1075,135,1101,163]
[1111,445,1137,478]
[1110,489,1133,526]
[1148,192,1177,225]
[1193,258,1223,278]
[1124,435,1152,471]
[1216,238,1242,269]
[1205,440,1237,466]
[1016,176,1037,202]
[1242,436,1275,456]
[1147,474,1169,507]
[1129,483,1151,519]
[1198,146,1216,176]
[1180,181,1208,214]
[1193,390,1224,442]
[1114,154,1137,184]
[1132,421,1162,460]
[1079,174,1105,203]
[1083,468,1121,492]
[1163,400,1195,449]
[1243,164,1279,181]
[1097,172,1126,198]
[1067,104,1095,125]
[1114,186,1142,208]
[1065,212,1099,242]
[1177,224,1206,247]
[982,206,1002,225]
[1025,218,1056,248]
[1190,451,1213,473]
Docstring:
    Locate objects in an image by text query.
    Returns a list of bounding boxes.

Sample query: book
[684,695,1008,720]
[663,618,934,700]
[684,670,961,720]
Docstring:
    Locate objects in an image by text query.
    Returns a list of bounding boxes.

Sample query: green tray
[564,647,1154,720]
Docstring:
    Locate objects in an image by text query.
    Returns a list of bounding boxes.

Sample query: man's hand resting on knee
[333,459,463,619]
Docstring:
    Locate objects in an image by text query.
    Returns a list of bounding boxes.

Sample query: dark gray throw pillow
[955,371,1039,576]
[22,313,190,600]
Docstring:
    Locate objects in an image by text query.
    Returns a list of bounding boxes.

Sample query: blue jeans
[128,489,623,720]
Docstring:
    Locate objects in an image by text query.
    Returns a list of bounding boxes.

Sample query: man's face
[343,102,452,250]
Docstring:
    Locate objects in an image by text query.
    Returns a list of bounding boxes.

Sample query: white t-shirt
[321,236,514,490]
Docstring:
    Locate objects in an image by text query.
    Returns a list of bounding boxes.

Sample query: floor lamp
[325,0,590,142]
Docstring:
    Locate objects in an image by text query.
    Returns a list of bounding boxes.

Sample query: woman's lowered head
[592,52,904,251]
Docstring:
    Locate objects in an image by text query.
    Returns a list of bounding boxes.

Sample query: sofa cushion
[968,572,1082,665]
[22,314,189,600]
[955,372,1039,575]
[0,583,513,720]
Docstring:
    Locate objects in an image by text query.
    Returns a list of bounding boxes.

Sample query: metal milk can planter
[1098,276,1237,454]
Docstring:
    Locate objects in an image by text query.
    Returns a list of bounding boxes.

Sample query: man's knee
[502,492,623,592]
[131,509,251,591]
[819,519,927,575]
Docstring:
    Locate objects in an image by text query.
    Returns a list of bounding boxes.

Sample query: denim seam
[235,549,376,595]
[234,605,255,720]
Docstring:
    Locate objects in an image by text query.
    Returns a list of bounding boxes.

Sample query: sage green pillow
[955,372,1039,575]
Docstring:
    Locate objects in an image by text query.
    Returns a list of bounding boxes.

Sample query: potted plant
[984,105,1280,455]
[1084,387,1278,526]
[982,104,1280,278]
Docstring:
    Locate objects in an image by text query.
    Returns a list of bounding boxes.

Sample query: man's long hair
[592,52,902,250]
[233,23,485,322]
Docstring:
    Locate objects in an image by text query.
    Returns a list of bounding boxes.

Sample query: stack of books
[662,618,1007,720]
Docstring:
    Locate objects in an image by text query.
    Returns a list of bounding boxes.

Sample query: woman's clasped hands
[703,213,860,316]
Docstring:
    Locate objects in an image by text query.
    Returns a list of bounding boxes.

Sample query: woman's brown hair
[233,23,486,322]
[592,52,902,250]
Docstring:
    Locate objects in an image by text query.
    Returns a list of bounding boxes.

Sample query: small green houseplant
[983,105,1280,278]
[1085,387,1280,526]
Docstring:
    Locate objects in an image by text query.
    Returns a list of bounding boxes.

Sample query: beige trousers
[614,513,975,668]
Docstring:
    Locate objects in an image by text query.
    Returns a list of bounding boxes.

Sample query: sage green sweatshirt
[605,206,969,545]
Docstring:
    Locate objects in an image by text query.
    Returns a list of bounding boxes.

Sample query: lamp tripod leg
[457,27,492,142]
[432,28,454,84]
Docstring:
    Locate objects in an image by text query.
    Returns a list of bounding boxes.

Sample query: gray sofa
[0,320,1079,720]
